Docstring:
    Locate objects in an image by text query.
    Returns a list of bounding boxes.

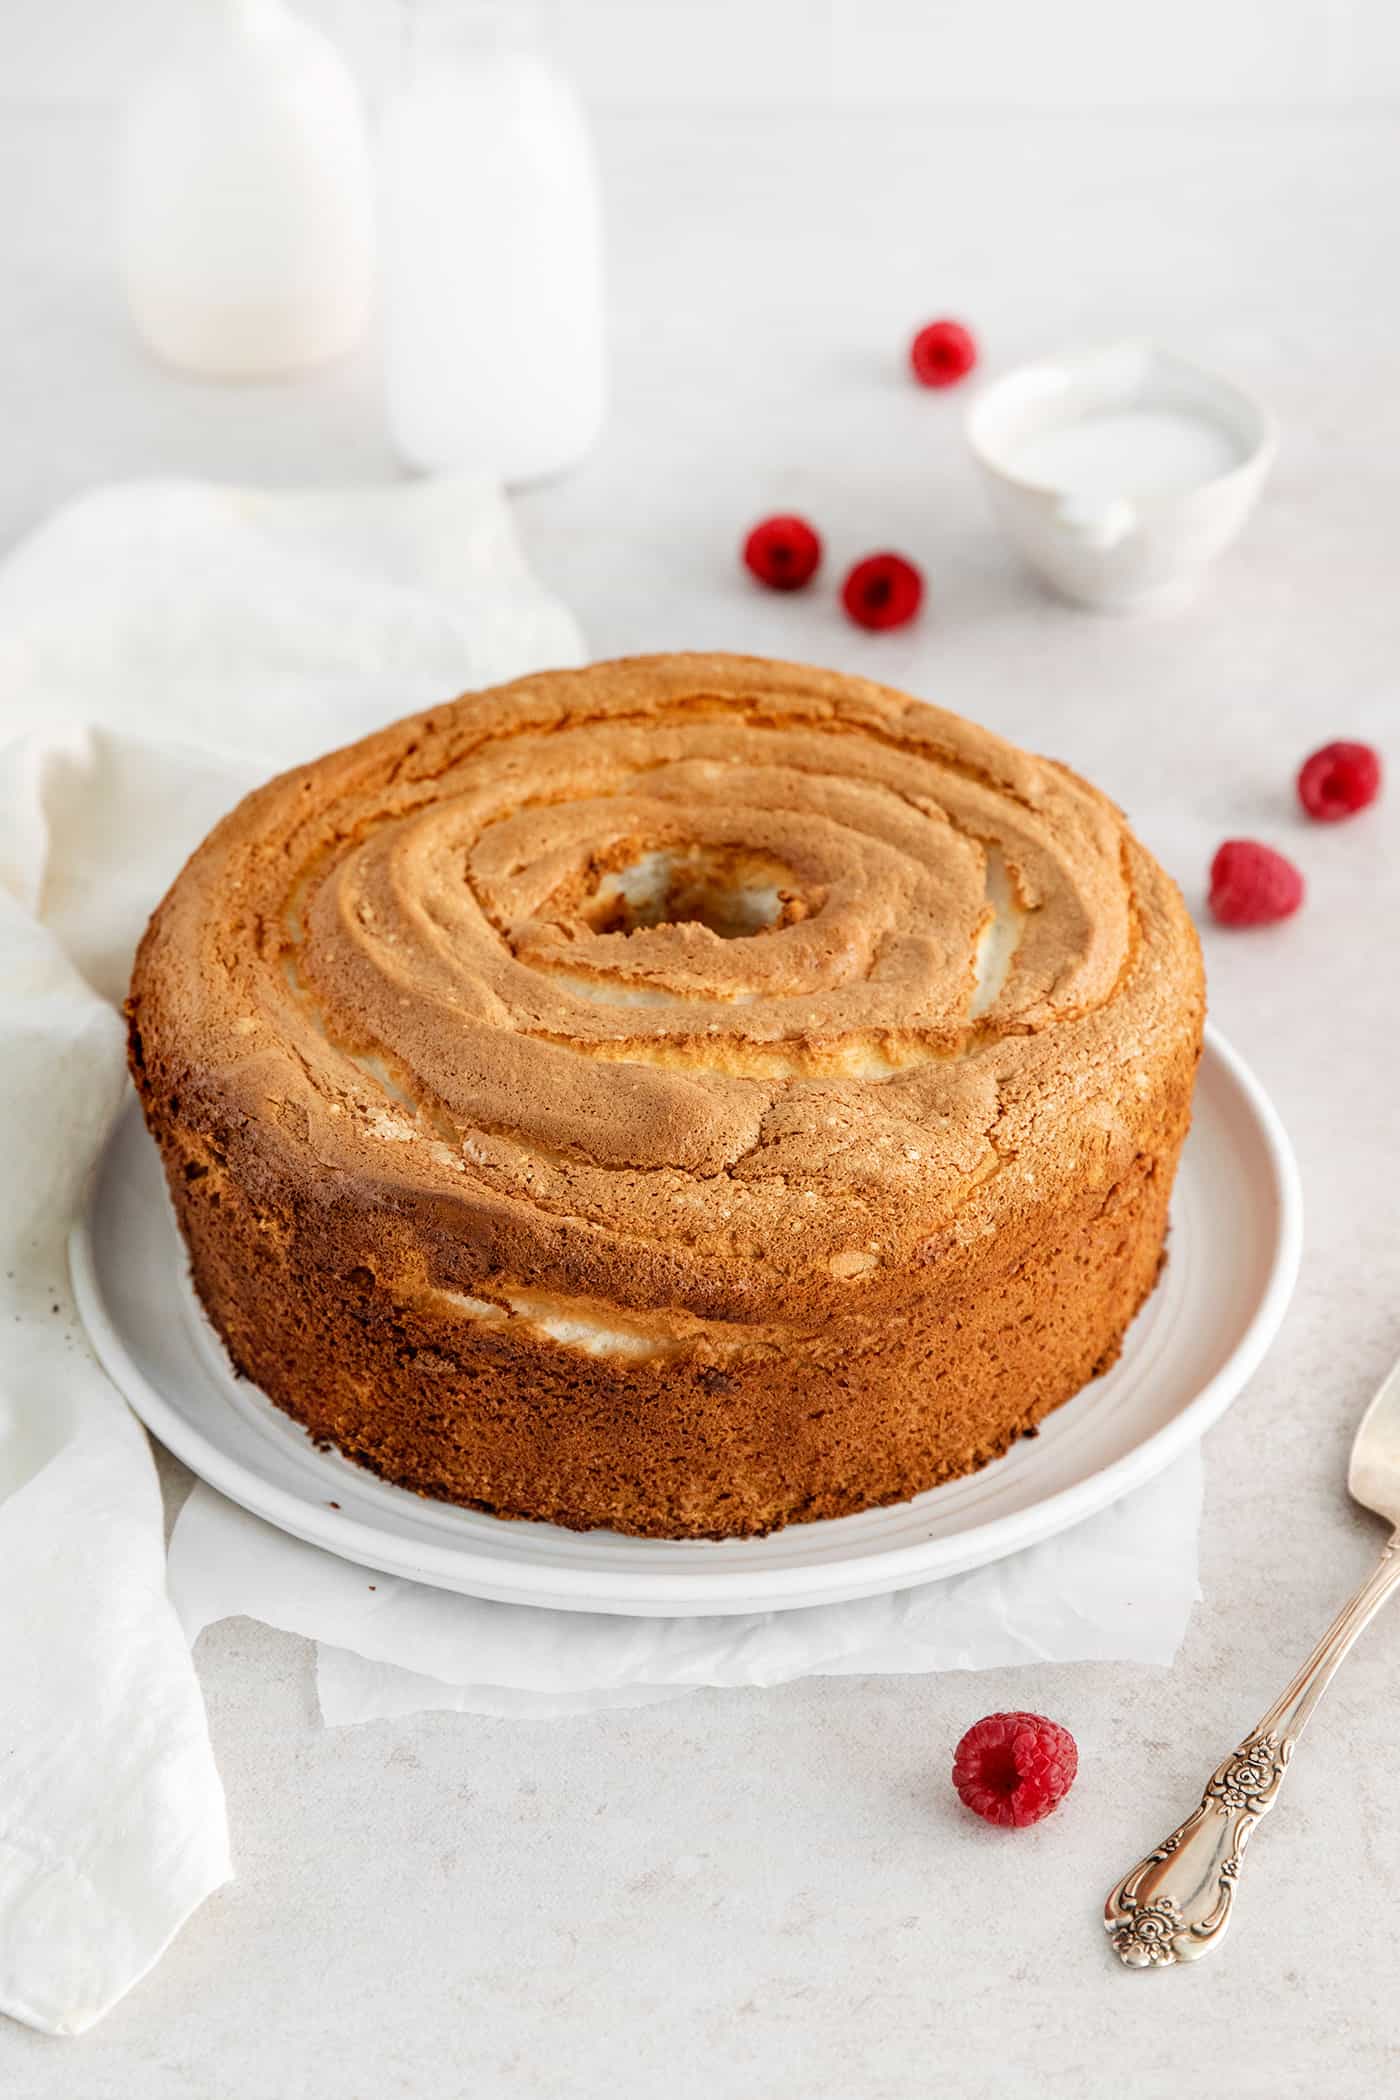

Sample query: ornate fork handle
[1105,1533,1400,1968]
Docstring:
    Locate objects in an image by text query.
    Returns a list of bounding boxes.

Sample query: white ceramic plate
[70,1026,1300,1617]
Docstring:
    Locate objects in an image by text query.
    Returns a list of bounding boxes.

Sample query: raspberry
[841,552,924,631]
[742,514,822,592]
[1208,839,1305,927]
[952,1711,1078,1829]
[1297,739,1382,821]
[909,319,978,389]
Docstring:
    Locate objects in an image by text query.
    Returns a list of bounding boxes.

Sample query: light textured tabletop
[4,103,1399,2100]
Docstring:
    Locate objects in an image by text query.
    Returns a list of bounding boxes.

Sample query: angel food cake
[126,653,1204,1538]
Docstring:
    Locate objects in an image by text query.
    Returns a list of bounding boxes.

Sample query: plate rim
[69,1023,1302,1616]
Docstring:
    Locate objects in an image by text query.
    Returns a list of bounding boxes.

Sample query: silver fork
[1105,1353,1400,1967]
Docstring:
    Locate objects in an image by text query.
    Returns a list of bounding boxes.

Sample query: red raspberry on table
[841,551,924,631]
[1208,839,1305,927]
[742,514,823,592]
[952,1711,1078,1829]
[1297,739,1382,821]
[909,318,978,389]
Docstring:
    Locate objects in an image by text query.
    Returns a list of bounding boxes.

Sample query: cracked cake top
[131,652,1203,1320]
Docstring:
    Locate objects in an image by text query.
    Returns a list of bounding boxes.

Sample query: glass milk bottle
[117,0,374,379]
[380,1,606,482]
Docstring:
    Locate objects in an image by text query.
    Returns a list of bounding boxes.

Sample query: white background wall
[5,0,1400,111]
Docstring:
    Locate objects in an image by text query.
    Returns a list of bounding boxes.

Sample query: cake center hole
[584,846,809,940]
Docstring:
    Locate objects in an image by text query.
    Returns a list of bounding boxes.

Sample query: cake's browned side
[136,1097,1185,1538]
[126,651,1204,1539]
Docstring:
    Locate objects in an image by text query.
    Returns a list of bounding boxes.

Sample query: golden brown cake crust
[126,653,1205,1537]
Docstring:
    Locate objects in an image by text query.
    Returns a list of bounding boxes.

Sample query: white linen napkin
[0,902,230,2038]
[0,474,583,2036]
[0,473,1200,2031]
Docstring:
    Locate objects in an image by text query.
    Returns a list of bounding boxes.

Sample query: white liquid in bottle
[380,3,606,483]
[117,0,374,379]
